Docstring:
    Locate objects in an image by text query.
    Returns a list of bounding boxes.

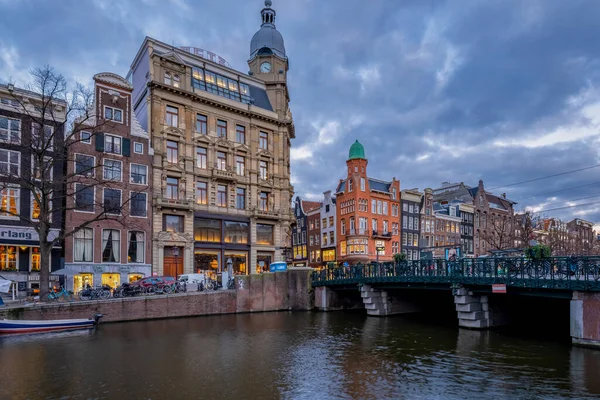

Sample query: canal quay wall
[0,268,314,323]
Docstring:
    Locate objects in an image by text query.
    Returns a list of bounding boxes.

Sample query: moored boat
[0,314,103,335]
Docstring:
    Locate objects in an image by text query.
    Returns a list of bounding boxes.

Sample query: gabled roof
[301,200,321,213]
[336,177,392,194]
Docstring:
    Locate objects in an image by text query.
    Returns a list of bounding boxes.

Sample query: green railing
[311,256,600,292]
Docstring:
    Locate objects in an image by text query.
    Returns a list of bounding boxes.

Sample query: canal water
[0,311,599,400]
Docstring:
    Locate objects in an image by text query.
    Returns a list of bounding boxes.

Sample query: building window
[166,105,178,127]
[196,147,207,168]
[377,201,383,214]
[341,219,346,235]
[217,119,227,138]
[392,223,399,235]
[0,187,19,218]
[130,192,147,217]
[0,149,20,176]
[103,188,121,215]
[329,216,334,227]
[383,221,389,233]
[75,184,94,212]
[372,219,377,232]
[166,140,178,163]
[164,71,172,85]
[130,164,148,185]
[216,151,227,170]
[196,181,208,205]
[217,185,227,207]
[105,135,122,155]
[31,123,54,149]
[80,131,91,144]
[134,142,143,154]
[259,160,268,179]
[74,228,93,262]
[259,131,268,149]
[194,219,221,242]
[164,214,184,232]
[173,74,180,88]
[256,224,274,245]
[193,114,207,135]
[236,125,246,144]
[0,117,20,144]
[104,106,123,123]
[236,156,245,176]
[101,229,120,263]
[348,179,353,192]
[192,68,205,90]
[128,232,145,263]
[75,154,95,176]
[224,221,249,244]
[166,177,179,200]
[103,159,122,181]
[402,233,407,246]
[236,188,246,209]
[31,190,41,220]
[360,178,365,191]
[0,246,17,271]
[259,192,269,211]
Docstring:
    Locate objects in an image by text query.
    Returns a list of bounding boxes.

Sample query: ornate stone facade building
[128,1,294,276]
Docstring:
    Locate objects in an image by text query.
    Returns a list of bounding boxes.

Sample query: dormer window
[173,74,180,88]
[164,72,172,85]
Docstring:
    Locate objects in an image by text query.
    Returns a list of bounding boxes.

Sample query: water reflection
[0,312,598,399]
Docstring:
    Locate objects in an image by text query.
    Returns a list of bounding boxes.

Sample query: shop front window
[224,221,248,244]
[102,273,120,289]
[74,274,93,293]
[31,247,40,271]
[195,251,220,274]
[0,246,17,271]
[256,253,272,273]
[129,274,143,282]
[225,252,247,275]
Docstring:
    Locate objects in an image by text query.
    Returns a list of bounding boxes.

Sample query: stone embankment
[0,268,314,323]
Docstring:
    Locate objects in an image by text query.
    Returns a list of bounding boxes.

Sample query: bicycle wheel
[205,280,215,291]
[78,290,91,301]
[99,289,111,300]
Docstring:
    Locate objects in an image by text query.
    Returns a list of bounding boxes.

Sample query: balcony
[155,197,192,210]
[253,207,281,220]
[372,231,393,240]
[347,228,368,237]
[212,168,236,181]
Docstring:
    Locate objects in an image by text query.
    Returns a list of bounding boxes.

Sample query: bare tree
[5,66,144,295]
[481,212,515,251]
[513,211,539,249]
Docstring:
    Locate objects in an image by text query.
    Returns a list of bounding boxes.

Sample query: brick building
[291,197,319,267]
[306,203,322,268]
[335,140,401,264]
[432,202,462,258]
[320,190,337,266]
[419,188,435,259]
[128,1,294,276]
[0,83,65,293]
[400,188,422,260]
[64,73,153,291]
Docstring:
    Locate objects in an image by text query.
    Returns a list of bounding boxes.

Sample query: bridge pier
[571,291,600,349]
[314,287,363,311]
[454,288,508,329]
[360,285,420,316]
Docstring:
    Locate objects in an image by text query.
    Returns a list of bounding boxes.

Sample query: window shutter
[96,133,104,152]
[122,138,131,157]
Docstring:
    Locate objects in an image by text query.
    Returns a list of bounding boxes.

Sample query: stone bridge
[313,257,600,349]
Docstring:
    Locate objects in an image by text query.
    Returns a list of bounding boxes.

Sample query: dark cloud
[2,0,600,225]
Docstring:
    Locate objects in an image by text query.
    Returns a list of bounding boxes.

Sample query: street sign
[376,246,385,251]
[492,284,507,294]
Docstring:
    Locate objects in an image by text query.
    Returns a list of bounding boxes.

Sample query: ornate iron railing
[311,257,600,292]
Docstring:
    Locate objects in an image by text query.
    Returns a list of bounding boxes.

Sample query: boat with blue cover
[0,314,103,334]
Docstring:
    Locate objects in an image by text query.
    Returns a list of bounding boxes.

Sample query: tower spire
[261,0,276,27]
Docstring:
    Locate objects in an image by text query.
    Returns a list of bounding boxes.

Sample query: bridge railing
[311,256,600,291]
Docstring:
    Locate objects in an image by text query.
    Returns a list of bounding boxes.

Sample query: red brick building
[63,73,153,292]
[335,140,401,264]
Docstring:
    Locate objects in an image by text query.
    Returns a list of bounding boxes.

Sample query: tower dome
[250,0,287,59]
[348,140,366,160]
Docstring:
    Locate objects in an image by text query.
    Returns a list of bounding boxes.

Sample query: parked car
[178,274,205,284]
[131,277,176,288]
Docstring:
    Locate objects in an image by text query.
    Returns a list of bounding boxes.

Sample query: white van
[178,273,205,284]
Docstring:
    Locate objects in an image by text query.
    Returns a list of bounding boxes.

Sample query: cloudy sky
[2,0,600,226]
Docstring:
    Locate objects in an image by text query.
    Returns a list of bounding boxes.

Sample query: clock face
[260,62,272,73]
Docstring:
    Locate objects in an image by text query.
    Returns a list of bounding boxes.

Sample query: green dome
[348,140,365,160]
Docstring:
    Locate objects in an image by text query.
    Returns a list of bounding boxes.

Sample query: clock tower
[249,0,290,118]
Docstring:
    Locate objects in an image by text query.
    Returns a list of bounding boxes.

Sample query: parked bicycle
[41,286,75,302]
[78,284,111,301]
